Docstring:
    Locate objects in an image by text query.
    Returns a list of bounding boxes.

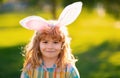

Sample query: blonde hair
[22,25,77,72]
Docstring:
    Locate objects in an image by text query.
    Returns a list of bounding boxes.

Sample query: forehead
[40,35,61,41]
[41,37,59,41]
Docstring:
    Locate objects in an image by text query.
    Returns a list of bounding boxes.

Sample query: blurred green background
[0,0,120,78]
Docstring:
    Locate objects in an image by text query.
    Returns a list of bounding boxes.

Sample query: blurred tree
[0,0,3,5]
[62,0,79,7]
[30,0,39,6]
[44,0,58,19]
[20,0,39,7]
[21,0,61,19]
[62,0,120,19]
[50,0,57,19]
[103,0,120,19]
[2,0,119,19]
[42,0,62,19]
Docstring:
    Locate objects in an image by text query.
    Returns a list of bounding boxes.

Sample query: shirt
[21,63,80,78]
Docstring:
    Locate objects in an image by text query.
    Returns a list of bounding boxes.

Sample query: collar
[41,61,57,71]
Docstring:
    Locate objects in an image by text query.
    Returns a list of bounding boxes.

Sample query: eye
[42,41,48,43]
[54,41,59,44]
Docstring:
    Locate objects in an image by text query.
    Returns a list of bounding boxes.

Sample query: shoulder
[66,63,80,78]
[20,64,32,78]
[20,71,29,78]
[66,63,77,72]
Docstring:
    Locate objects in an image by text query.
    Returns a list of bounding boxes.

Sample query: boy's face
[39,37,62,59]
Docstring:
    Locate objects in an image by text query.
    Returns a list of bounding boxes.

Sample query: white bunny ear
[19,16,48,31]
[57,2,82,26]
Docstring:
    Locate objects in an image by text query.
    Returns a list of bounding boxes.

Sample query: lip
[46,51,55,53]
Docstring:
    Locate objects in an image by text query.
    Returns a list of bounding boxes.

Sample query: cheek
[55,44,62,50]
[39,43,44,50]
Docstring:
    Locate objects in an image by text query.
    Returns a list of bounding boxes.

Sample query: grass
[0,28,33,47]
[0,45,23,78]
[0,8,120,78]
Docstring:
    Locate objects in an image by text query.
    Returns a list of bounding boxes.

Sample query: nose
[47,43,54,49]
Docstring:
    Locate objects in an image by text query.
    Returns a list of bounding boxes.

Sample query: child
[20,1,82,78]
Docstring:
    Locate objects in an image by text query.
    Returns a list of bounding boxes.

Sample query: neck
[42,57,58,68]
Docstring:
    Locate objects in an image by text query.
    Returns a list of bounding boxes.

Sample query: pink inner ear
[26,20,40,29]
[26,20,48,30]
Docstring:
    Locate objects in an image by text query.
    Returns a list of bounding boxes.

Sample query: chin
[46,55,58,58]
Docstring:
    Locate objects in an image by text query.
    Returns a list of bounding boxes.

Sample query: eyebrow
[41,39,60,41]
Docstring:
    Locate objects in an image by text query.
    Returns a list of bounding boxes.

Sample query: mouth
[46,51,55,53]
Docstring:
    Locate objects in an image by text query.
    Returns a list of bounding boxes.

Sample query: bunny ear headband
[19,2,82,31]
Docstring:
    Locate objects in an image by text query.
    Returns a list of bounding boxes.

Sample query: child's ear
[19,16,48,31]
[58,2,82,26]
